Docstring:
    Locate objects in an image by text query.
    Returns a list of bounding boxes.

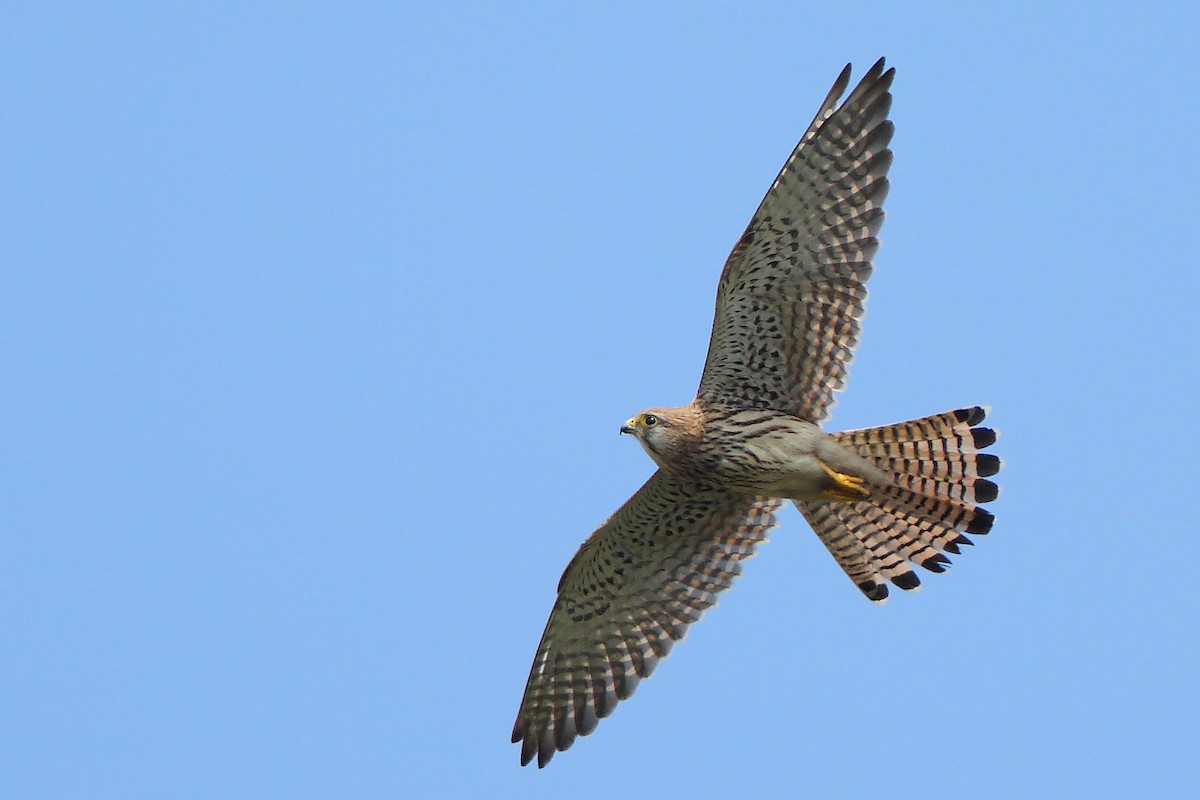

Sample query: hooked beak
[620,419,636,435]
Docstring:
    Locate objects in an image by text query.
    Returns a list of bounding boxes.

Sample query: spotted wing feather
[697,58,895,422]
[512,470,782,767]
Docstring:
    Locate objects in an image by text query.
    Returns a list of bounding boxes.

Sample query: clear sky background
[5,3,1199,798]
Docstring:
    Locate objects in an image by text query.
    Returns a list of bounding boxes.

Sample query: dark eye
[643,414,659,427]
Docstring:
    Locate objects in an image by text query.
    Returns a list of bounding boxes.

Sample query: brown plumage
[512,58,1001,767]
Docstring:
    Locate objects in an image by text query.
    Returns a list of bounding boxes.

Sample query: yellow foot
[818,461,870,501]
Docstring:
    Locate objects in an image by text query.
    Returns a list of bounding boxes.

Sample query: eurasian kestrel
[512,58,1001,768]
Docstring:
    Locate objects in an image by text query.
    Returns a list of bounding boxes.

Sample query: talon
[819,461,870,501]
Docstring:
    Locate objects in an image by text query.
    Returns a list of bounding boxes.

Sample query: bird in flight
[512,57,1001,768]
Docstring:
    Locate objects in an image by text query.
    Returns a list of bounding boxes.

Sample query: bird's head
[620,406,698,467]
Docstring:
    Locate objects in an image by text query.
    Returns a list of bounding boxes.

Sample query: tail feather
[798,406,1001,603]
[886,472,999,508]
[878,484,995,535]
[835,407,997,470]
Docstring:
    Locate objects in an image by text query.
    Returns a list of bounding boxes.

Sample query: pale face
[620,409,680,468]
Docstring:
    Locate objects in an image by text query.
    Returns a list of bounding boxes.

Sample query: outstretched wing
[697,58,895,422]
[512,470,782,767]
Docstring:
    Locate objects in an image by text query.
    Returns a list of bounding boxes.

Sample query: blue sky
[4,2,1199,797]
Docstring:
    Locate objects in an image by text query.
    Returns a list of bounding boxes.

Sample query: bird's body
[512,58,1002,768]
[624,403,885,502]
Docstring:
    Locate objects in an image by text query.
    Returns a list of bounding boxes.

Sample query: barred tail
[797,406,1002,603]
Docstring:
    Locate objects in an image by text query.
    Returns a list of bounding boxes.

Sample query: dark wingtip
[519,733,536,766]
[577,705,599,736]
[862,56,889,83]
[836,61,853,88]
[875,58,896,88]
[891,570,921,591]
[860,57,895,99]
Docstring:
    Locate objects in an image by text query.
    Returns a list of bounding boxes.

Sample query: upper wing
[511,470,783,767]
[696,58,895,422]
